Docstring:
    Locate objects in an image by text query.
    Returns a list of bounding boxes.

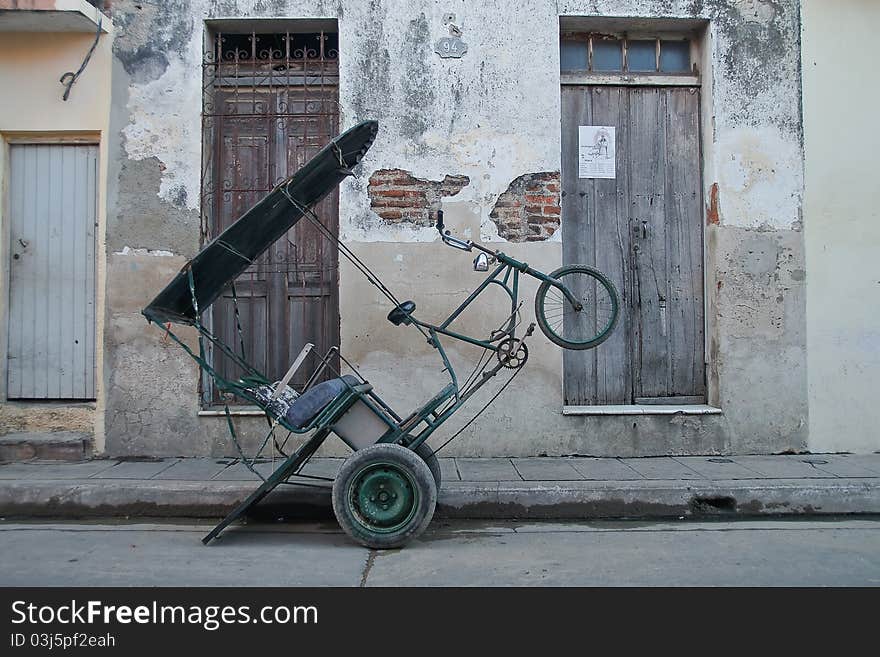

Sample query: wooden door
[6,144,97,400]
[209,87,339,403]
[560,85,704,405]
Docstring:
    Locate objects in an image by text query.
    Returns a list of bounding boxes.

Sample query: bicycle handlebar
[436,210,473,251]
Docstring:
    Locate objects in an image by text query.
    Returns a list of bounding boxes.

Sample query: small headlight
[473,253,490,272]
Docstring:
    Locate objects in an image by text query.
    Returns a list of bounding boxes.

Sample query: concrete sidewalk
[0,453,879,520]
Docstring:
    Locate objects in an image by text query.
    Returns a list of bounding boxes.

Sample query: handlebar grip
[435,210,471,251]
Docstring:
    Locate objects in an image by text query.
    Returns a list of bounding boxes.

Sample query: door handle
[632,221,648,239]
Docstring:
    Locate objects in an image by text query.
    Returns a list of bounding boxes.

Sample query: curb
[438,479,880,518]
[1,478,878,520]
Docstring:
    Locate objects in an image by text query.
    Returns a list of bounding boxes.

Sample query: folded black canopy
[143,120,379,326]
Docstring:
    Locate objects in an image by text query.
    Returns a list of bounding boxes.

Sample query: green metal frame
[148,253,533,543]
[143,266,401,544]
[144,187,601,545]
[368,247,585,451]
[139,120,576,544]
[405,249,580,353]
[149,240,580,544]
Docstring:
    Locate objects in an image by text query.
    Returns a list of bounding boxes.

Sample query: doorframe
[198,21,342,411]
[557,21,718,414]
[0,132,101,404]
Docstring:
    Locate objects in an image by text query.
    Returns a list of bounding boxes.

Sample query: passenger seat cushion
[284,375,360,428]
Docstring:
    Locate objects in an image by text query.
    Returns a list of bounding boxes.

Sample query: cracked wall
[103,0,808,457]
[368,169,469,227]
[489,172,561,242]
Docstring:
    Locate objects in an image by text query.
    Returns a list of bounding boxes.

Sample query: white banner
[578,126,616,179]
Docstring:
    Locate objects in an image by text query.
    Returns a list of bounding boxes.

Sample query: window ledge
[0,0,113,34]
[563,404,722,416]
[199,407,266,417]
[560,73,699,87]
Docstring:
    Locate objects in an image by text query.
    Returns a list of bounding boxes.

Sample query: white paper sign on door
[578,126,616,179]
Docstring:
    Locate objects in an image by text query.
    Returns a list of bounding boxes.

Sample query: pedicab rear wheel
[414,442,442,488]
[332,443,437,549]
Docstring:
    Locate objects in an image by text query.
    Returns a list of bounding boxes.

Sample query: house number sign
[435,36,468,58]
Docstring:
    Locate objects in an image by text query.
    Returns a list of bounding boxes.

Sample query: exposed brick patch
[489,172,561,242]
[707,182,720,225]
[368,168,469,227]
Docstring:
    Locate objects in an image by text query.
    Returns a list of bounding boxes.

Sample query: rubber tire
[332,443,437,549]
[535,264,620,350]
[414,442,442,489]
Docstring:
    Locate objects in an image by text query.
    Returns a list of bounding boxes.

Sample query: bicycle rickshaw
[143,120,619,549]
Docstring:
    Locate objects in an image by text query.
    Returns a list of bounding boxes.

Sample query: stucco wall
[0,24,113,449]
[104,0,807,458]
[803,0,880,454]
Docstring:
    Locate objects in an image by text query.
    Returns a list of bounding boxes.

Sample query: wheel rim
[348,462,418,534]
[539,269,617,346]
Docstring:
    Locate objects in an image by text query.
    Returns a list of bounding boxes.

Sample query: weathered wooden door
[560,85,704,405]
[205,31,340,404]
[6,143,97,400]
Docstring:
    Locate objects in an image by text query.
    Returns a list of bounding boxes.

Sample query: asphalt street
[1,518,878,586]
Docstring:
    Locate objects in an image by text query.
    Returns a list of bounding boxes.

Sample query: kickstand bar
[202,428,331,544]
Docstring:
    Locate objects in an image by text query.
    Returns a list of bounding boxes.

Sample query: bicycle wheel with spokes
[535,264,619,350]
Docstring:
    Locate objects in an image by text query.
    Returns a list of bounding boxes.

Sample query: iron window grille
[201,30,340,239]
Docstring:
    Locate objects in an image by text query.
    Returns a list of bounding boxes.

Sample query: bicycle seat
[387,300,416,325]
[284,375,360,428]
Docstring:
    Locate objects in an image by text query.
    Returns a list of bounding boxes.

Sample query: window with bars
[560,35,693,74]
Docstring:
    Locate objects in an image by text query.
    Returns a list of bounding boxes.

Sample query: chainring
[496,338,529,369]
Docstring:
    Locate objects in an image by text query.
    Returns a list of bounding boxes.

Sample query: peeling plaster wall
[368,168,470,226]
[104,0,807,457]
[489,172,561,242]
